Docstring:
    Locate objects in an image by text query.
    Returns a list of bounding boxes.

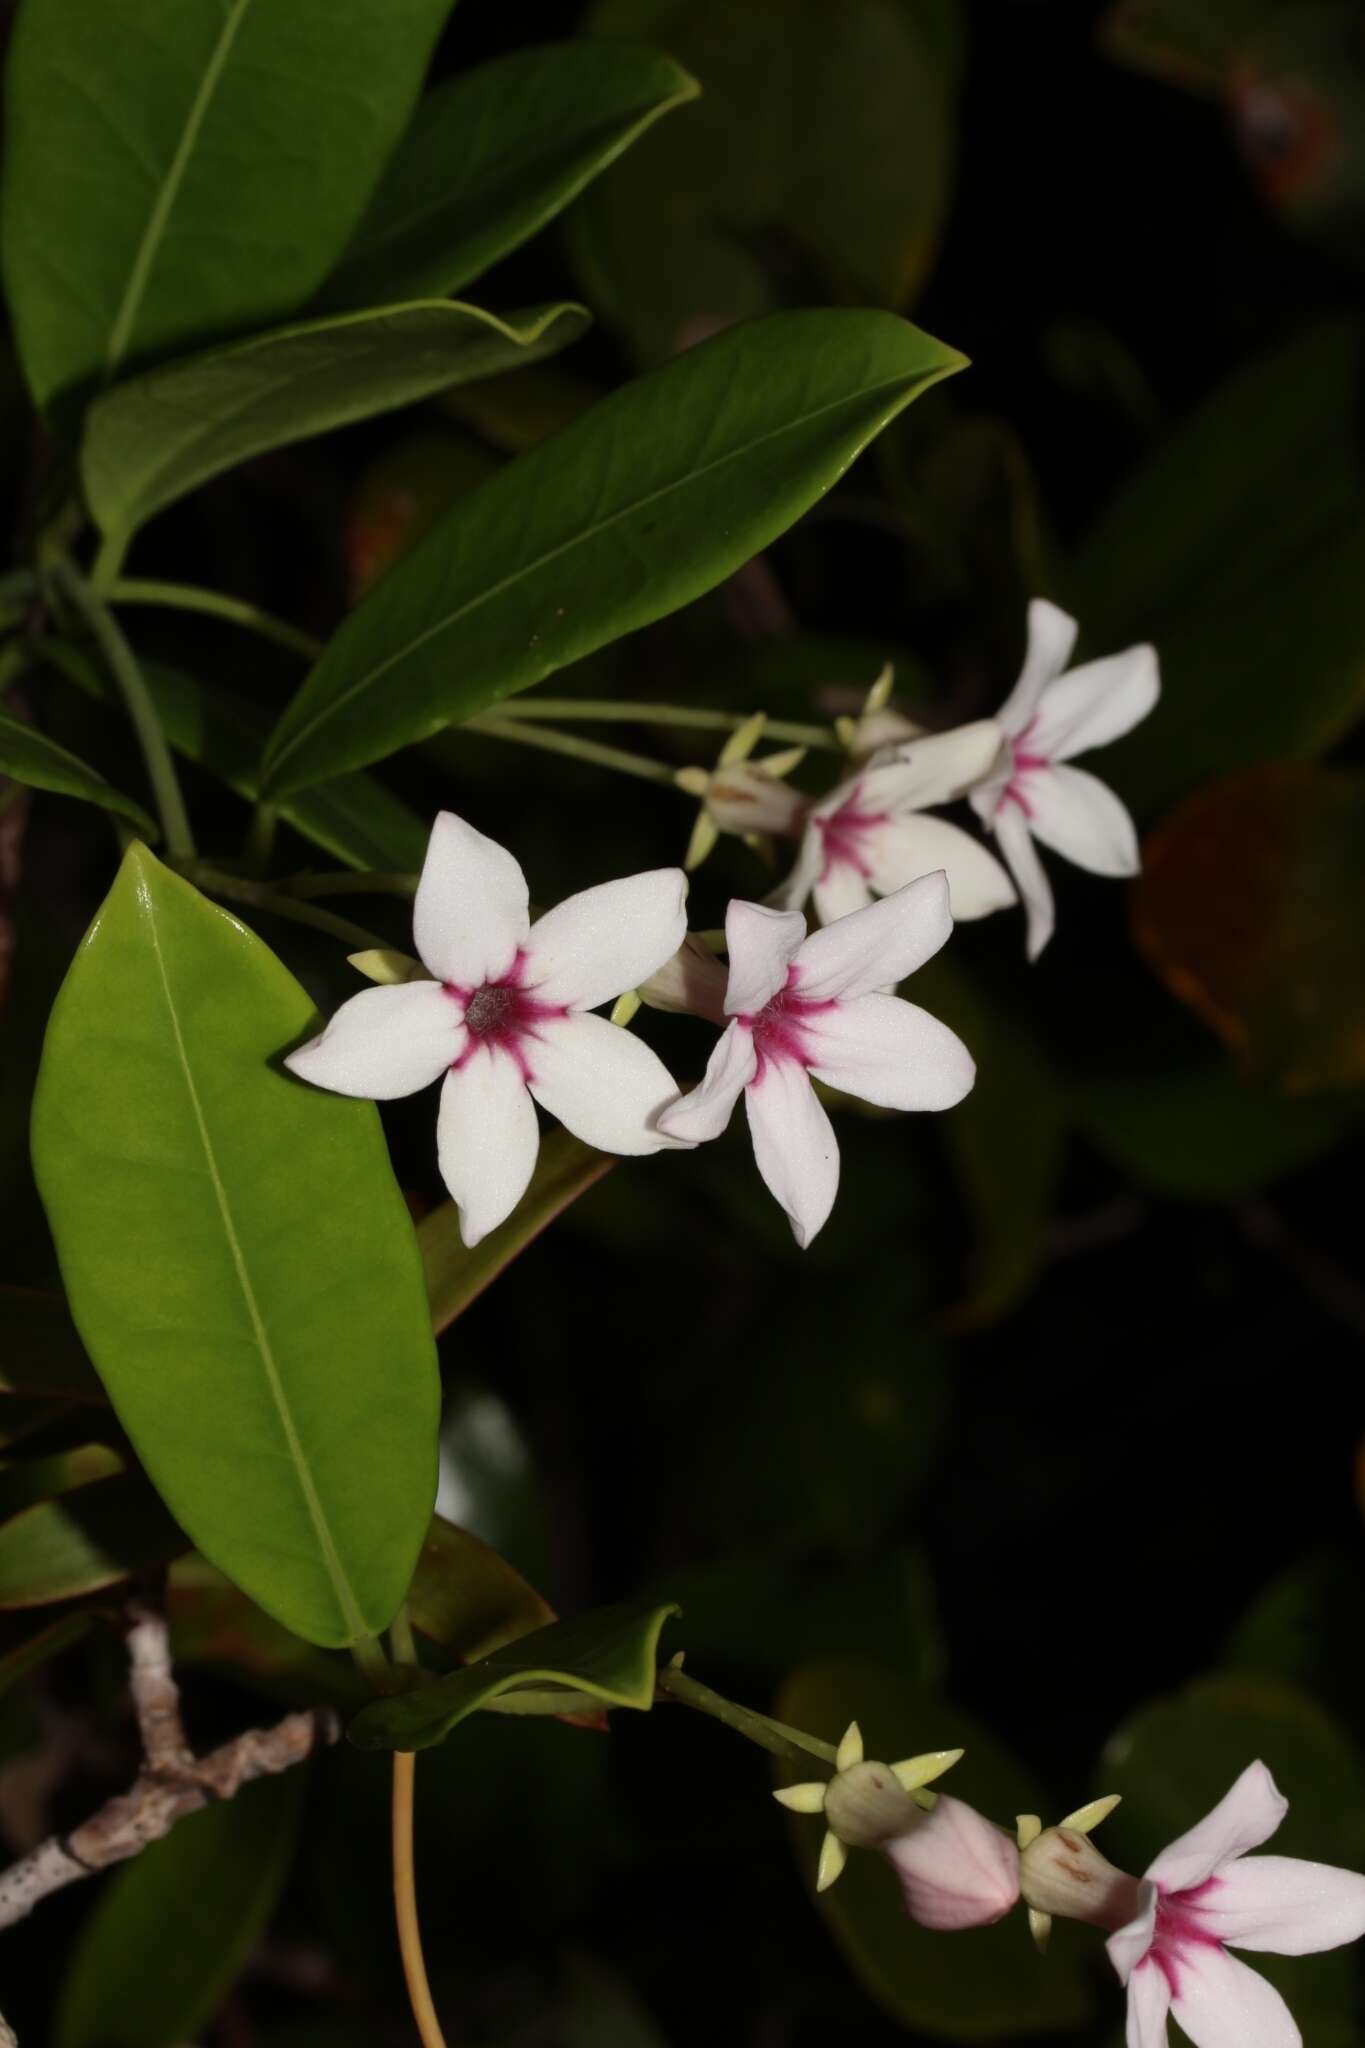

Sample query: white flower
[970,598,1160,960]
[1107,1761,1365,2048]
[285,812,688,1247]
[656,876,975,1247]
[778,722,1015,927]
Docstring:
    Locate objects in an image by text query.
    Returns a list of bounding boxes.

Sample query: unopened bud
[677,760,807,840]
[823,1760,924,1849]
[886,1796,1021,1932]
[1019,1826,1143,1932]
[634,933,728,1025]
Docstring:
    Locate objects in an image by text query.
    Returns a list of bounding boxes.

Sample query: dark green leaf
[0,1442,122,1522]
[0,1471,186,1607]
[349,1599,678,1750]
[1077,1062,1350,1196]
[0,705,158,837]
[30,847,439,1646]
[0,1611,97,1699]
[82,300,589,547]
[0,0,453,418]
[0,1287,109,1404]
[420,1130,613,1335]
[55,1770,304,2048]
[408,1512,556,1660]
[260,309,965,794]
[325,41,699,308]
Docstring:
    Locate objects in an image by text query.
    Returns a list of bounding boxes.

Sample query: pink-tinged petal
[1148,1763,1288,1895]
[638,934,729,1025]
[413,811,529,988]
[285,981,461,1100]
[723,900,806,1017]
[1126,1959,1172,2048]
[866,814,1016,921]
[655,1021,756,1143]
[993,803,1056,961]
[1169,1942,1301,2048]
[1109,1882,1159,1984]
[1032,643,1160,764]
[526,1011,684,1156]
[1195,1855,1365,1957]
[883,1796,1021,1931]
[796,873,953,1000]
[862,719,1008,811]
[806,991,975,1111]
[525,868,688,1011]
[436,1051,539,1248]
[744,1060,839,1248]
[1024,764,1140,878]
[996,599,1079,735]
[812,860,874,926]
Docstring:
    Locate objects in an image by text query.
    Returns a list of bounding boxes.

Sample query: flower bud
[635,933,728,1024]
[885,1796,1022,1932]
[823,1760,925,1849]
[676,759,807,840]
[1019,1826,1143,1932]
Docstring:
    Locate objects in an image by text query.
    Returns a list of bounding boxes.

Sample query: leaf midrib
[142,894,366,1643]
[268,357,947,780]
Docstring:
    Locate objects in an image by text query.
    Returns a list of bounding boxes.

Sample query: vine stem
[655,1664,838,1768]
[488,698,841,751]
[393,1752,451,2048]
[460,716,678,785]
[179,862,391,950]
[52,560,195,860]
[108,577,324,662]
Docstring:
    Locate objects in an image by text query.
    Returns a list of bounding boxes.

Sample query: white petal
[812,861,874,926]
[866,814,1016,921]
[744,1060,839,1248]
[1024,764,1140,878]
[993,803,1055,961]
[436,1051,539,1248]
[863,719,1008,811]
[1148,1763,1288,1895]
[723,899,806,1017]
[655,1021,756,1143]
[1109,1882,1159,1985]
[1126,1960,1172,2048]
[525,1011,683,1155]
[1170,1943,1301,2048]
[806,992,975,1111]
[413,811,529,989]
[774,827,825,913]
[796,874,952,1000]
[996,599,1079,735]
[525,868,688,1011]
[285,982,461,1100]
[1032,643,1160,763]
[1195,1855,1365,1956]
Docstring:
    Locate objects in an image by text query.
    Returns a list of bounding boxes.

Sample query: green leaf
[324,41,700,309]
[408,1512,556,1661]
[420,1130,613,1335]
[0,1471,186,1607]
[0,1288,109,1405]
[82,299,590,548]
[776,1659,1091,2039]
[0,1442,123,1523]
[0,1611,96,1698]
[55,1770,303,2048]
[349,1598,678,1751]
[572,0,958,363]
[1077,1062,1350,1196]
[30,846,439,1646]
[260,309,965,794]
[0,0,453,418]
[0,705,158,838]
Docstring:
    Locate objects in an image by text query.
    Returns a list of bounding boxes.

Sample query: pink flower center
[813,783,889,883]
[1142,1879,1226,1999]
[999,720,1050,821]
[446,952,568,1084]
[739,966,837,1082]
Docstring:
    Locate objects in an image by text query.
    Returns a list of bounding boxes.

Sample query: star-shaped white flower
[1107,1761,1365,2048]
[778,721,1015,927]
[970,598,1160,960]
[285,812,688,1247]
[656,875,975,1247]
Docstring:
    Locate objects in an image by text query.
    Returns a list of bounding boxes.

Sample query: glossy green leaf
[777,1661,1091,2039]
[324,41,699,309]
[82,300,590,547]
[408,1512,556,1660]
[0,705,157,838]
[0,1471,186,1607]
[261,310,965,794]
[349,1598,677,1751]
[573,0,957,362]
[0,0,452,418]
[420,1130,613,1335]
[0,1611,96,1698]
[55,1770,303,2048]
[30,847,439,1646]
[0,1288,109,1405]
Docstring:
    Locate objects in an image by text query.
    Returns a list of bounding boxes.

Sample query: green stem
[53,561,195,860]
[108,578,324,662]
[90,531,129,598]
[180,862,391,950]
[350,1633,392,1689]
[655,1665,838,1768]
[282,869,418,902]
[489,698,840,752]
[243,802,278,878]
[389,1605,419,1667]
[460,717,679,786]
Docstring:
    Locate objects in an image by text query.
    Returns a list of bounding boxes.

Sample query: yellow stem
[392,1751,450,2048]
